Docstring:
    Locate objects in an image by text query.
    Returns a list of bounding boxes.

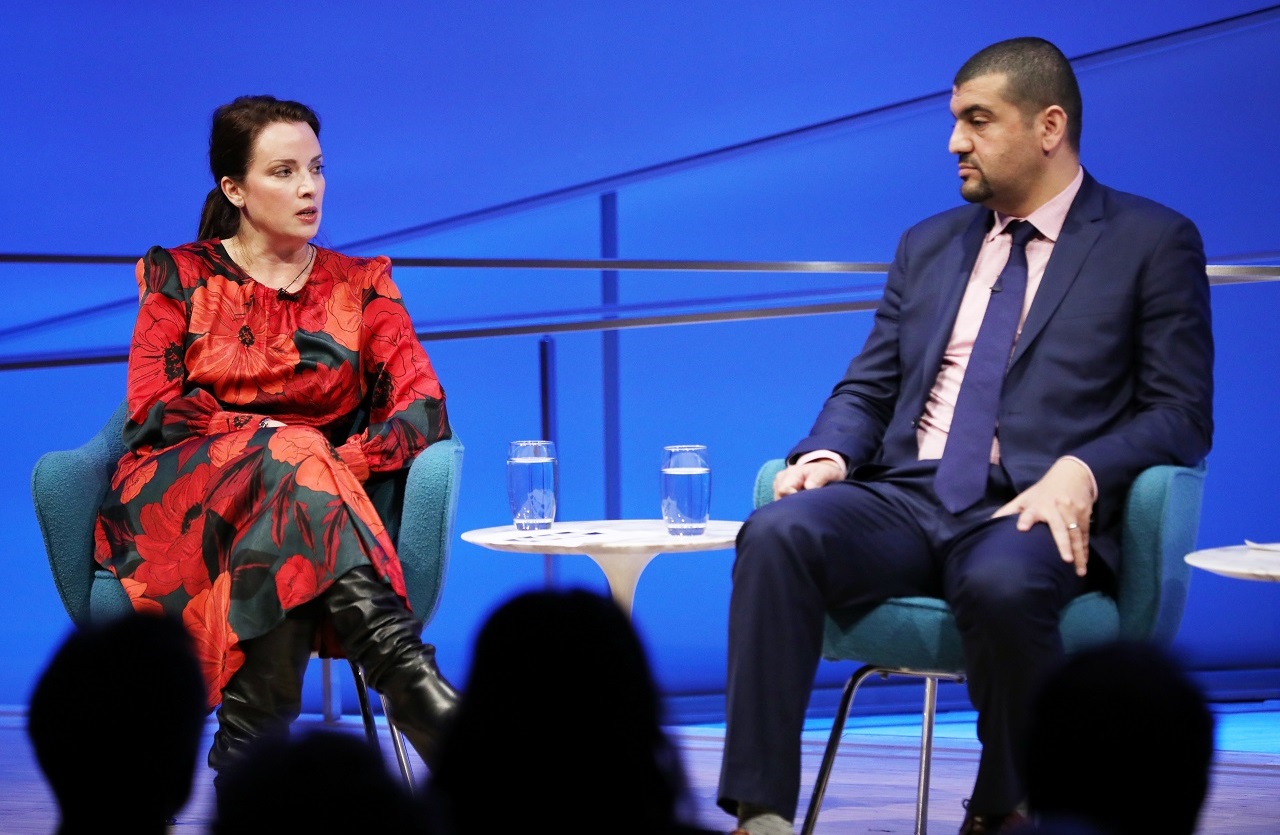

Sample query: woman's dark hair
[197,95,321,241]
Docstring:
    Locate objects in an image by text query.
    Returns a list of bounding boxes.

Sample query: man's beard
[960,174,994,205]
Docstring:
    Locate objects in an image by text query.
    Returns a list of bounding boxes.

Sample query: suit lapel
[919,209,990,393]
[1009,173,1107,368]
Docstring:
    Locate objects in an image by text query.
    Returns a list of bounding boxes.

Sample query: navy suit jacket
[790,172,1214,571]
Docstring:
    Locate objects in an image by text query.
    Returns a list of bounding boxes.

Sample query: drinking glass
[507,440,557,530]
[660,444,711,535]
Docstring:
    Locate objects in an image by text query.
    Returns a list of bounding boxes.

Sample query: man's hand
[773,459,846,500]
[992,458,1094,577]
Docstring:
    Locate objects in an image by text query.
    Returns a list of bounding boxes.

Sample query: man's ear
[1039,105,1069,154]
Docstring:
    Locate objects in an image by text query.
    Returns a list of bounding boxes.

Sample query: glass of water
[660,444,711,535]
[507,440,557,530]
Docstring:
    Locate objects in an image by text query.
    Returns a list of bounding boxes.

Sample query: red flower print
[121,577,165,616]
[133,464,214,597]
[136,250,180,296]
[365,297,442,407]
[127,295,188,417]
[188,274,246,336]
[94,519,112,562]
[187,276,300,405]
[115,458,158,504]
[280,360,360,419]
[366,257,401,300]
[323,280,363,351]
[295,294,329,334]
[370,540,407,600]
[267,428,348,495]
[347,485,386,542]
[183,574,243,710]
[275,554,324,610]
[208,432,252,467]
[205,454,263,524]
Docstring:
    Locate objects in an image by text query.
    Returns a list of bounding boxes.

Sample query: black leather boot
[207,608,316,785]
[321,566,459,767]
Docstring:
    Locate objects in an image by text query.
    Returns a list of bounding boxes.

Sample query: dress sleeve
[123,247,267,452]
[336,257,450,478]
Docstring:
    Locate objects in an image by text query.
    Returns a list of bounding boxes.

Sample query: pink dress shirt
[799,167,1097,499]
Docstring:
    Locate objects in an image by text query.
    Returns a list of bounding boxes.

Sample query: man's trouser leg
[944,515,1087,815]
[717,480,938,822]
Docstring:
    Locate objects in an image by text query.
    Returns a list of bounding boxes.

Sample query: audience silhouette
[423,588,716,835]
[1018,641,1214,835]
[27,613,206,834]
[211,728,427,834]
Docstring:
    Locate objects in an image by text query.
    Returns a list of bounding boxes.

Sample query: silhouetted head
[1025,642,1213,835]
[28,613,206,832]
[211,729,425,834]
[428,588,688,834]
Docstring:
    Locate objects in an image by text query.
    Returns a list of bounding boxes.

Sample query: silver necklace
[278,244,315,294]
[230,239,314,293]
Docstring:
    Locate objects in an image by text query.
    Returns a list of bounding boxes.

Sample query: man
[717,37,1213,835]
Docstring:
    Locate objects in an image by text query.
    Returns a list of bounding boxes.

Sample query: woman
[93,95,457,782]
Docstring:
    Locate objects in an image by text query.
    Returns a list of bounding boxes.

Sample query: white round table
[1185,543,1280,582]
[461,519,742,617]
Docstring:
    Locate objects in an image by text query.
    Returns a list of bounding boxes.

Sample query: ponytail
[197,185,240,241]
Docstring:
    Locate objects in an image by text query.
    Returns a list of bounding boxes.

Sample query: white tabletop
[1185,543,1280,582]
[461,519,742,617]
[461,518,741,556]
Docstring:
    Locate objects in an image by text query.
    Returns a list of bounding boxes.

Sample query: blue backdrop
[3,2,1278,715]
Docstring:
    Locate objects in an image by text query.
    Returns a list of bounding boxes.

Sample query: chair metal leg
[915,676,939,835]
[800,664,881,835]
[349,660,381,749]
[321,657,342,722]
[801,666,965,835]
[381,692,418,787]
[350,661,417,788]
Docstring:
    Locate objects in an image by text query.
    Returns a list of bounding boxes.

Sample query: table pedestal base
[582,551,659,618]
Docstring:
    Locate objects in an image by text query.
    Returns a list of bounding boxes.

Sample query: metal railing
[0,256,1275,372]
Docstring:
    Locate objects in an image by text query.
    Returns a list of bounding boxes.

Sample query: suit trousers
[717,461,1088,821]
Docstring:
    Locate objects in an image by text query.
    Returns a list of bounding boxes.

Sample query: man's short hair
[955,37,1083,151]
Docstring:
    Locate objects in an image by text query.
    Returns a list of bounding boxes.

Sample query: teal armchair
[32,400,463,785]
[751,461,1206,835]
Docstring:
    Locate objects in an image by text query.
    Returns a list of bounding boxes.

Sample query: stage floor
[2,703,1277,833]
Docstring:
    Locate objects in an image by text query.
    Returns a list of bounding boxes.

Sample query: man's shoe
[958,809,1029,834]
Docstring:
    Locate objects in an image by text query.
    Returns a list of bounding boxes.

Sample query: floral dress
[94,240,450,708]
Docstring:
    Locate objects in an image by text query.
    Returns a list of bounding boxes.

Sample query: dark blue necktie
[934,219,1039,513]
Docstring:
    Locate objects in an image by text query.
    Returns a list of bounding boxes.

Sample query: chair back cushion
[31,401,129,625]
[1116,464,1206,644]
[397,436,465,625]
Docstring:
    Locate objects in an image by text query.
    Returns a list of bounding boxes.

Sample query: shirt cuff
[1057,455,1098,503]
[794,449,849,477]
